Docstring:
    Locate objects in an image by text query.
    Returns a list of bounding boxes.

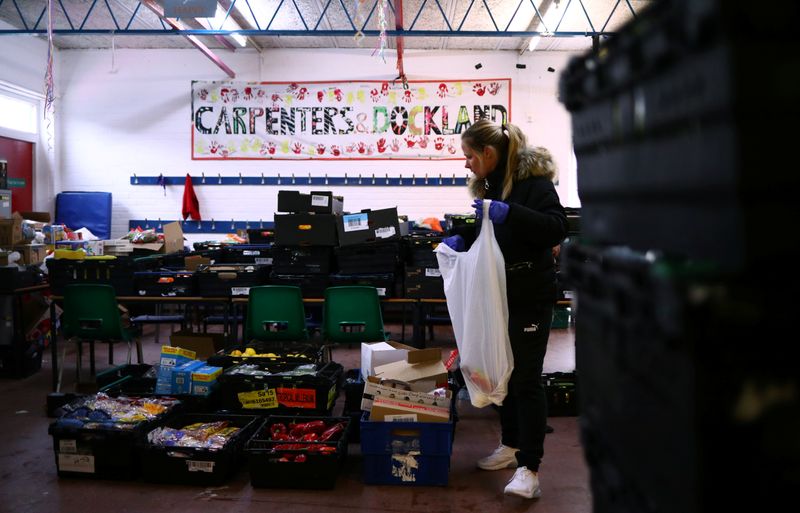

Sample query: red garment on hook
[182,174,201,220]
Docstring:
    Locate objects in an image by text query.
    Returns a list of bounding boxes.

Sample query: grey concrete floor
[0,322,589,513]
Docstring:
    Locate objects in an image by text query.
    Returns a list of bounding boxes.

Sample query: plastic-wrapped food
[148,421,241,451]
[56,393,179,430]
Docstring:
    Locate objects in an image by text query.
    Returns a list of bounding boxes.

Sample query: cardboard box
[0,212,23,246]
[184,255,211,271]
[336,207,401,246]
[13,244,47,265]
[277,190,344,215]
[373,348,448,392]
[132,221,185,254]
[370,396,451,423]
[360,340,418,380]
[361,376,451,413]
[171,359,205,395]
[170,329,227,360]
[191,365,222,396]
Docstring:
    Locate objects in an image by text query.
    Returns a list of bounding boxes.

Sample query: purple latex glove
[441,235,465,252]
[472,199,510,224]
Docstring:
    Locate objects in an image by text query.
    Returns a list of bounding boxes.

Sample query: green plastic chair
[61,284,143,387]
[245,285,309,342]
[322,286,387,359]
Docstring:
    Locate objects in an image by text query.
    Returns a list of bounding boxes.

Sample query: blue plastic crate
[360,413,453,486]
[360,414,453,455]
[362,452,450,486]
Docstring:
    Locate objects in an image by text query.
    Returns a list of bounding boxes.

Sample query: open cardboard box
[372,347,448,392]
[170,329,227,360]
[360,340,419,380]
[134,221,185,253]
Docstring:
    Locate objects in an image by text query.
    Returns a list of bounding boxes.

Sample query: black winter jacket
[463,148,568,308]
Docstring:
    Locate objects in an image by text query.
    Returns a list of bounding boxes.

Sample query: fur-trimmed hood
[468,146,557,198]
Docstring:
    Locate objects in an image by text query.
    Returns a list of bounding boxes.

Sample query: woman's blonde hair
[461,119,528,200]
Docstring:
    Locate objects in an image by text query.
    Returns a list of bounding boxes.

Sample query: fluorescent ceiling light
[528,1,561,51]
[198,5,247,47]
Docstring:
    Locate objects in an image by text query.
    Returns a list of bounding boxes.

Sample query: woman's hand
[472,199,510,224]
[441,235,465,252]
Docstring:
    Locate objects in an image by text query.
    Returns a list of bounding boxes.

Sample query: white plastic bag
[435,200,514,407]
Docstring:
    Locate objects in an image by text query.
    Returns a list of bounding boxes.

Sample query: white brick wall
[9,45,580,238]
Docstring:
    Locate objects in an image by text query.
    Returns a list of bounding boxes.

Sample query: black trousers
[499,302,553,471]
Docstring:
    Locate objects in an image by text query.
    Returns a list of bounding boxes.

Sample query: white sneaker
[504,466,542,499]
[477,443,518,470]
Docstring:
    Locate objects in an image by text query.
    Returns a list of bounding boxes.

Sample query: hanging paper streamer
[44,0,55,114]
[372,0,388,63]
[353,0,369,45]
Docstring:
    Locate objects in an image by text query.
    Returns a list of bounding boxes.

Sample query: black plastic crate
[194,264,270,297]
[47,258,135,296]
[246,228,275,244]
[272,246,333,275]
[140,413,262,486]
[329,273,397,298]
[404,266,444,299]
[543,371,579,417]
[444,213,476,240]
[334,241,401,274]
[246,415,351,489]
[48,394,180,479]
[206,341,323,370]
[98,368,219,413]
[133,270,196,297]
[342,368,365,413]
[161,248,222,268]
[274,213,338,246]
[402,234,442,267]
[0,265,45,293]
[277,190,344,215]
[217,361,343,415]
[221,244,274,265]
[269,273,330,298]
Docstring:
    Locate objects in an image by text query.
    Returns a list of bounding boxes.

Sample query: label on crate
[374,226,396,239]
[376,288,386,297]
[326,384,337,410]
[563,290,574,299]
[231,287,251,296]
[425,268,441,277]
[311,194,329,207]
[342,213,369,232]
[255,257,273,265]
[58,453,95,473]
[391,452,420,482]
[277,387,317,409]
[238,389,278,409]
[59,439,77,454]
[186,460,215,473]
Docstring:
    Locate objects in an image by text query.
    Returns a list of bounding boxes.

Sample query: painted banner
[191,79,511,160]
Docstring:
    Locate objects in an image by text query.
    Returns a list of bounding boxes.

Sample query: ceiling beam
[140,0,235,78]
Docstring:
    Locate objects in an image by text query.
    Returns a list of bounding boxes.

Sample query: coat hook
[201,172,206,184]
[277,173,281,185]
[239,172,243,184]
[211,218,216,230]
[325,173,329,185]
[425,173,428,185]
[344,173,348,185]
[144,218,149,228]
[438,173,442,185]
[358,174,362,185]
[261,173,265,185]
[292,173,296,185]
[372,173,376,185]
[133,173,138,184]
[412,173,415,185]
[197,220,201,229]
[399,174,403,185]
[259,219,263,229]
[230,219,235,229]
[452,173,456,185]
[246,220,250,229]
[157,217,162,230]
[308,172,312,184]
[385,173,389,185]
[218,173,222,184]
